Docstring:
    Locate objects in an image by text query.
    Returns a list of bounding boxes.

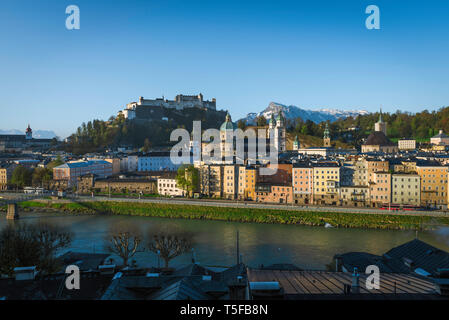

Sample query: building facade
[391,173,421,206]
[416,163,448,209]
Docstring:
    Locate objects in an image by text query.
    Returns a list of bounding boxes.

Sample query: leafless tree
[104,222,143,267]
[147,226,194,268]
[0,223,73,275]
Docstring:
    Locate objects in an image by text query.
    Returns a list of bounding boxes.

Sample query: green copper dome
[220,113,236,131]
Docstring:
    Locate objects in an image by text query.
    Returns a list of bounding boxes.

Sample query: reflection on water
[2,212,449,270]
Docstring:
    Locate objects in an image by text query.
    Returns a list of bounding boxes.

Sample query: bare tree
[0,223,73,276]
[104,222,143,267]
[147,226,194,268]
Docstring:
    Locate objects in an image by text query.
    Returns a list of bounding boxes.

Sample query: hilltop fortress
[119,93,217,120]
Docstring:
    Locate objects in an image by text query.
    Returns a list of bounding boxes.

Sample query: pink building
[292,163,313,205]
[369,172,391,207]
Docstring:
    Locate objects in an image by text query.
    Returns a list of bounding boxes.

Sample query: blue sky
[1,0,449,138]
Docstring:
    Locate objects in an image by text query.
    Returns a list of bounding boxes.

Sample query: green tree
[10,166,32,189]
[32,167,52,187]
[237,120,247,130]
[256,116,267,127]
[176,165,199,197]
[142,138,151,153]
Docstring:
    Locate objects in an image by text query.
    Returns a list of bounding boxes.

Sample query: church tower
[323,122,331,147]
[293,135,300,151]
[25,124,32,140]
[374,108,387,135]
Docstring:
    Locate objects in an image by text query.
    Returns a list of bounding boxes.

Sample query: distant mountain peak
[240,102,369,125]
[0,129,57,139]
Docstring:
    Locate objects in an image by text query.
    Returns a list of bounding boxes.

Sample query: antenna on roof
[236,230,240,265]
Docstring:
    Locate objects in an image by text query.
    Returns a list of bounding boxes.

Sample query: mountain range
[0,129,57,139]
[239,102,369,125]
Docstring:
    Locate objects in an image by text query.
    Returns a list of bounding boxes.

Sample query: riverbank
[9,200,449,230]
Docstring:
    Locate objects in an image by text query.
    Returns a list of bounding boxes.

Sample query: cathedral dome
[220,113,235,131]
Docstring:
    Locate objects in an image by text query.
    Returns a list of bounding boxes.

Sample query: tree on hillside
[147,226,194,268]
[104,222,143,267]
[0,223,73,276]
[47,156,64,170]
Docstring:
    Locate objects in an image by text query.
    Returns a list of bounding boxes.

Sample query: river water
[2,212,449,270]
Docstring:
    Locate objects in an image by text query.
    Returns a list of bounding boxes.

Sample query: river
[2,212,449,270]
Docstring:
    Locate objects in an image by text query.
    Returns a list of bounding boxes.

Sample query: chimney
[14,266,37,281]
[351,268,360,294]
[335,255,343,272]
[228,276,247,300]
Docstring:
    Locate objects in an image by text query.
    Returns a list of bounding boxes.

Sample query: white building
[398,139,416,150]
[430,130,449,146]
[138,152,191,172]
[157,176,185,197]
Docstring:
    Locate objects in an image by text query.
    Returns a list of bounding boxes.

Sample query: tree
[104,222,143,267]
[176,165,199,197]
[142,138,151,153]
[10,166,32,189]
[32,167,52,187]
[147,226,194,268]
[0,223,73,276]
[256,115,267,127]
[47,156,64,170]
[237,120,247,130]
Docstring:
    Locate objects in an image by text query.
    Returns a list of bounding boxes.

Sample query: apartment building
[312,163,340,205]
[157,174,185,197]
[244,166,257,200]
[391,173,421,206]
[366,159,390,184]
[53,160,113,187]
[255,184,293,204]
[223,165,240,200]
[0,164,15,191]
[398,139,416,150]
[369,172,392,207]
[292,163,313,205]
[416,162,448,209]
[340,186,370,207]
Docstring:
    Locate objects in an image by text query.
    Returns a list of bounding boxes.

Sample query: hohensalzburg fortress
[120,93,217,119]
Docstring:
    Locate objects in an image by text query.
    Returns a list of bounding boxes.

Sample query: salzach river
[2,212,449,270]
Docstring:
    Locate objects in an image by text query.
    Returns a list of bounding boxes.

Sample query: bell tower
[323,122,331,147]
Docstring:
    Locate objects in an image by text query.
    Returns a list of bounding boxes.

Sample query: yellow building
[244,166,257,200]
[416,163,448,209]
[0,164,15,191]
[312,163,340,205]
[223,165,240,200]
[391,173,421,206]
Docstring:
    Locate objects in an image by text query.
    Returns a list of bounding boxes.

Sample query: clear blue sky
[1,0,449,138]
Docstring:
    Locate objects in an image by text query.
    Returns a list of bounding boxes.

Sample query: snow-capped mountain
[240,102,369,125]
[0,129,57,139]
